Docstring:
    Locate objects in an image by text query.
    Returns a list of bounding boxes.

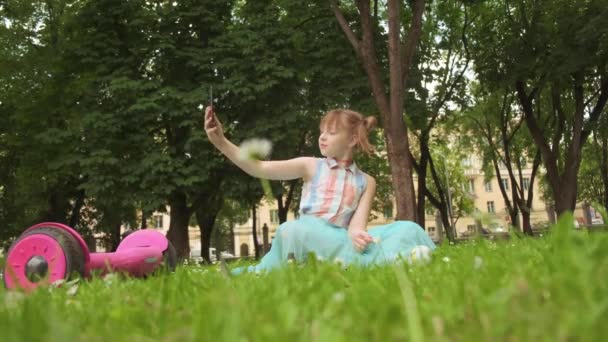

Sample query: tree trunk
[521,210,533,236]
[601,136,608,210]
[140,210,148,229]
[425,155,455,241]
[166,191,192,261]
[252,205,261,259]
[196,207,219,264]
[195,192,223,264]
[332,0,425,221]
[277,179,297,224]
[107,223,121,252]
[68,189,86,228]
[516,77,608,217]
[415,140,430,229]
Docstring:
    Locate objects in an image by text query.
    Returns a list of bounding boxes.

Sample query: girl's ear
[349,135,358,148]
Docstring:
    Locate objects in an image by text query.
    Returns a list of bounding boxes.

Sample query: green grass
[1,213,607,341]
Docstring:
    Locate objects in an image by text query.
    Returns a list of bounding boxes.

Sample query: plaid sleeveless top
[299,158,368,228]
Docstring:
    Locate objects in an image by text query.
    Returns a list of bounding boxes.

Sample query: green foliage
[426,141,475,219]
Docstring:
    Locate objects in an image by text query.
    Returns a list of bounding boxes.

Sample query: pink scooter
[2,222,177,291]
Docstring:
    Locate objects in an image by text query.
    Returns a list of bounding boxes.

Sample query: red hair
[320,109,377,154]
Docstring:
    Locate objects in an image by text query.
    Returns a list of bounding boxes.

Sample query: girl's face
[318,123,356,158]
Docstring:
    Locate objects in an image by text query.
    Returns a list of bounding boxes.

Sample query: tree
[470,0,608,216]
[331,0,426,221]
[0,0,87,242]
[578,115,608,210]
[405,0,473,238]
[462,86,541,235]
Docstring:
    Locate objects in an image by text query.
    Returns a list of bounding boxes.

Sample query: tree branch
[330,0,361,54]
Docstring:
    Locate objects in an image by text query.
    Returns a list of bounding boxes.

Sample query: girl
[204,106,435,274]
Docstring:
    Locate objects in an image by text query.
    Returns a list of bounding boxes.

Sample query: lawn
[1,213,607,341]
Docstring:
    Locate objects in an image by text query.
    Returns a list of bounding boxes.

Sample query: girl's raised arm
[204,106,317,181]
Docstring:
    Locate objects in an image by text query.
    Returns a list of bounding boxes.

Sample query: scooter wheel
[3,226,86,290]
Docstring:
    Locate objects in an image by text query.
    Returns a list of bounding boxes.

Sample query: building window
[487,201,495,213]
[484,181,493,192]
[383,206,393,219]
[467,225,476,233]
[523,177,530,191]
[428,226,436,233]
[240,243,249,257]
[501,178,509,190]
[465,179,475,193]
[270,209,279,224]
[153,215,163,229]
[462,157,472,167]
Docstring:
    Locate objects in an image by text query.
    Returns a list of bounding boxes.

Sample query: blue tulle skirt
[232,215,436,275]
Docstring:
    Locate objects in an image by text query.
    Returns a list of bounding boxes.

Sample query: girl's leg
[361,221,436,265]
[232,216,353,274]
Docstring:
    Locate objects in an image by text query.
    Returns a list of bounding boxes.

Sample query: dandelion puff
[238,138,273,200]
[238,138,272,161]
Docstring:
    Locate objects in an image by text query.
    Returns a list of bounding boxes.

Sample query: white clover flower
[51,279,65,288]
[474,256,483,269]
[442,256,451,263]
[238,138,273,161]
[333,257,345,266]
[4,292,25,309]
[332,291,345,302]
[408,245,432,264]
[103,273,117,285]
[66,284,79,297]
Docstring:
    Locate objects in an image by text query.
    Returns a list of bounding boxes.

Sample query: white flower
[333,257,345,266]
[408,245,432,264]
[332,291,345,302]
[373,237,381,244]
[474,256,483,269]
[103,273,117,285]
[67,284,79,297]
[442,256,451,263]
[51,279,65,288]
[238,138,272,161]
[4,292,25,309]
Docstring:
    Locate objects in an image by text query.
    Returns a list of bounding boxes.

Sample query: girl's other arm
[348,175,376,251]
[204,106,316,181]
